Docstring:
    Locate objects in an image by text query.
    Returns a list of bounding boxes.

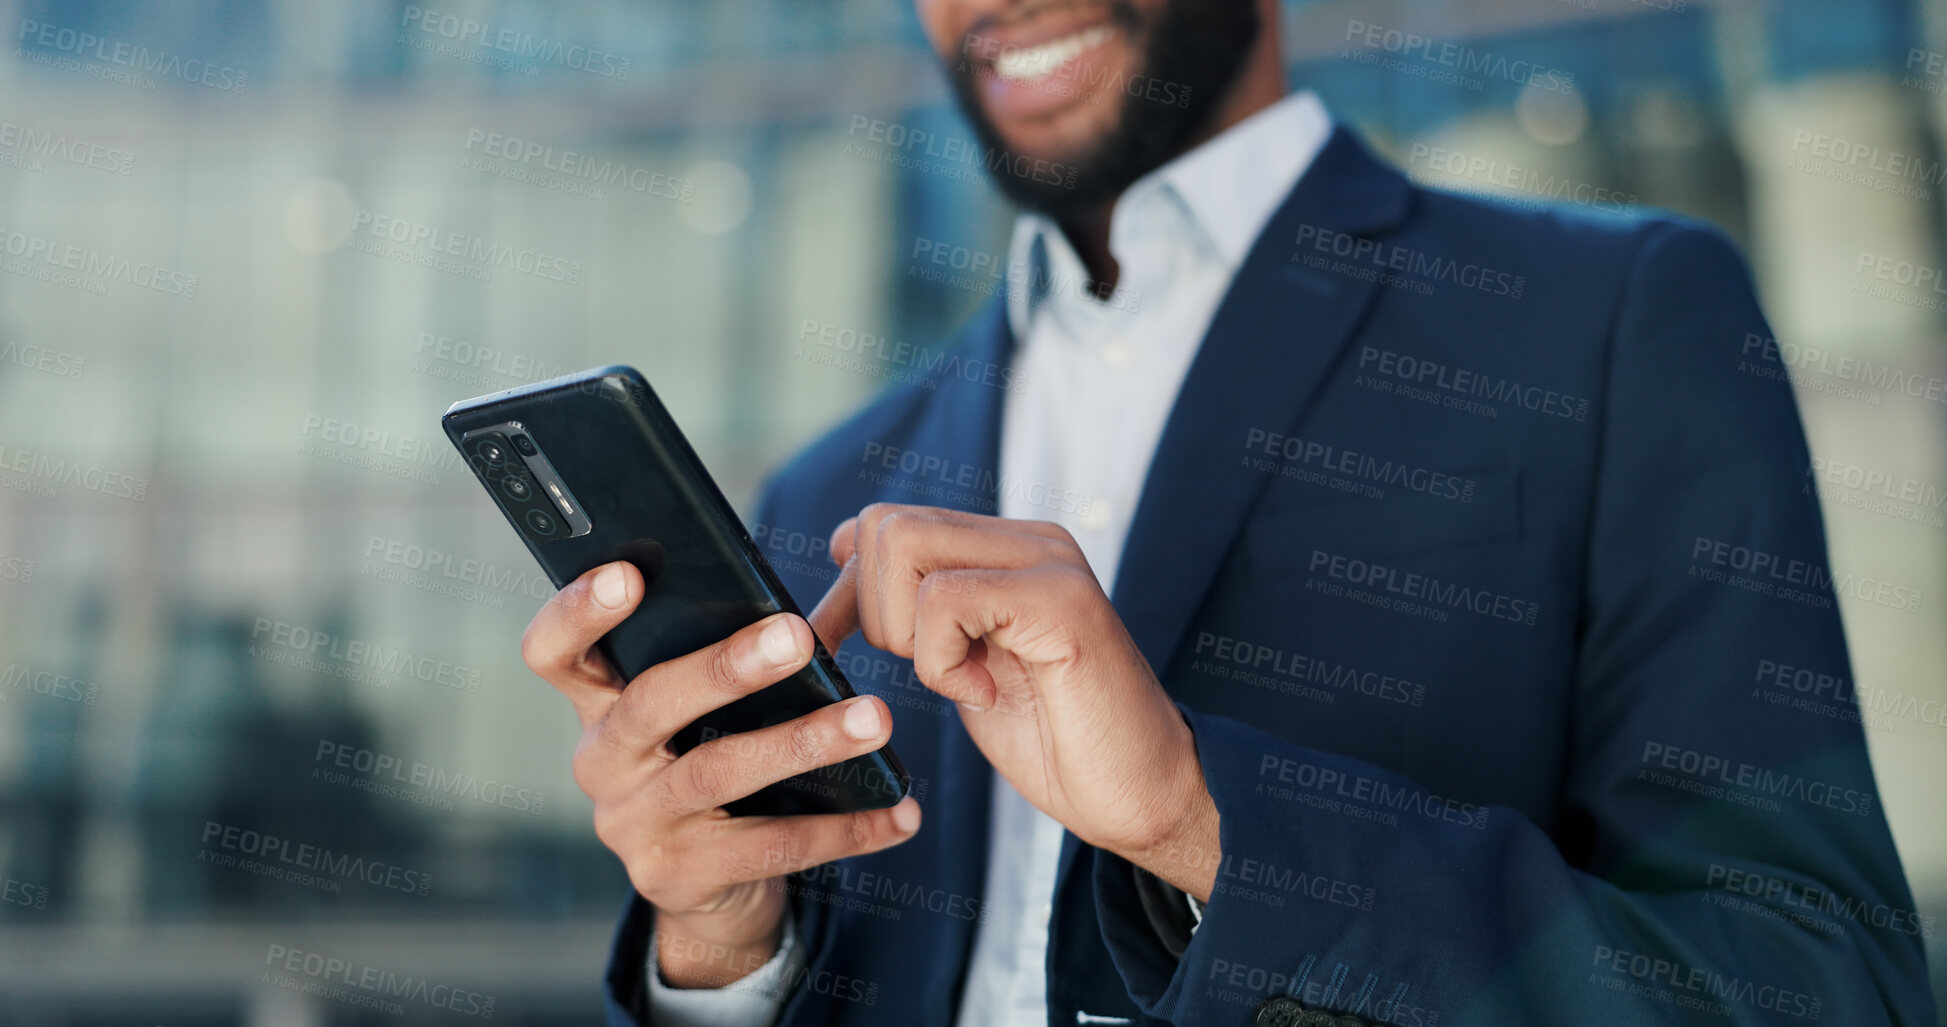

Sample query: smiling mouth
[991,24,1115,82]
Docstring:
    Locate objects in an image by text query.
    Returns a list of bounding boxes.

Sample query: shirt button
[1038,901,1054,923]
[1076,500,1111,532]
[1100,339,1135,366]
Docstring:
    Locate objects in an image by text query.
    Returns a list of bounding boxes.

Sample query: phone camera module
[465,423,589,541]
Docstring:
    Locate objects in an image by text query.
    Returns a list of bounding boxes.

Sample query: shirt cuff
[1129,863,1202,960]
[644,908,805,1027]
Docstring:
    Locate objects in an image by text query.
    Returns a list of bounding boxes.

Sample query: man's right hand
[521,560,923,989]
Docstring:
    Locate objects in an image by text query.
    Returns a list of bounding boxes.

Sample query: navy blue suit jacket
[604,125,1935,1026]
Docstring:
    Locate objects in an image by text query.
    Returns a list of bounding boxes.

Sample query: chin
[986,100,1124,170]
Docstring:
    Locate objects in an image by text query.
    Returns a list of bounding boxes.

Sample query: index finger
[828,507,1072,566]
[806,551,862,655]
[520,560,643,728]
[816,506,1072,656]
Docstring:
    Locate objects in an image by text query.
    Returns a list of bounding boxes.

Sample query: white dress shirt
[646,89,1333,1027]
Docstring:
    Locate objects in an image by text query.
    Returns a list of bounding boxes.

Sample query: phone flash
[548,481,576,516]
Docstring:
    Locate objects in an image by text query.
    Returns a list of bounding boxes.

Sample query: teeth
[993,25,1113,82]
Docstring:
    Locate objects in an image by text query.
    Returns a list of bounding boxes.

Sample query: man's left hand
[810,503,1220,901]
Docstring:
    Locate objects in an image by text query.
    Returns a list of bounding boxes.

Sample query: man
[521,0,1937,1023]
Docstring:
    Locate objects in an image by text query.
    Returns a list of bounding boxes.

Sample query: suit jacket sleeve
[1092,222,1937,1025]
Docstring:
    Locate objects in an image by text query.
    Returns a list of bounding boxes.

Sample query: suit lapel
[1109,125,1414,677]
[873,299,1010,1025]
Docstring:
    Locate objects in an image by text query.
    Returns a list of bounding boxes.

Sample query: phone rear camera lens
[511,434,537,456]
[478,441,507,465]
[524,509,557,535]
[500,475,532,501]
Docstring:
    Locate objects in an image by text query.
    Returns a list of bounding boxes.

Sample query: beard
[945,0,1263,219]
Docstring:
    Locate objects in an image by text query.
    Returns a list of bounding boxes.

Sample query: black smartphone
[441,364,909,817]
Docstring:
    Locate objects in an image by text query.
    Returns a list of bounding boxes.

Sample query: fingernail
[759,616,802,666]
[842,698,881,740]
[592,563,629,609]
[891,797,920,833]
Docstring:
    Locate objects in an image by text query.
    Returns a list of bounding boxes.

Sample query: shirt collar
[1005,90,1334,340]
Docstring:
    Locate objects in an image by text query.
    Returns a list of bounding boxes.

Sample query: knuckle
[614,679,659,734]
[785,718,830,768]
[763,830,806,875]
[1053,564,1096,600]
[647,771,690,820]
[843,811,877,853]
[717,838,783,884]
[874,508,909,545]
[570,745,602,799]
[916,571,956,598]
[679,749,736,810]
[706,827,798,881]
[1031,527,1081,566]
[624,848,682,905]
[518,616,553,673]
[590,803,625,851]
[705,640,746,697]
[870,522,906,578]
[935,570,982,601]
[593,709,635,757]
